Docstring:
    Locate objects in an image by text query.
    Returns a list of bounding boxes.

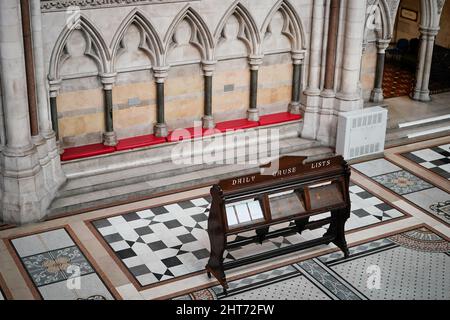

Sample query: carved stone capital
[376,39,391,53]
[248,55,264,70]
[100,73,117,90]
[291,50,306,65]
[48,79,62,97]
[201,60,217,76]
[153,66,170,83]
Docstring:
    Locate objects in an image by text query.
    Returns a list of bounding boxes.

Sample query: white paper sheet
[235,203,252,223]
[226,206,238,226]
[269,190,295,199]
[247,201,264,220]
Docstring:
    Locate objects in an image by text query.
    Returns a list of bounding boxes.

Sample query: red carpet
[61,143,115,161]
[383,64,415,99]
[61,112,302,161]
[116,134,167,151]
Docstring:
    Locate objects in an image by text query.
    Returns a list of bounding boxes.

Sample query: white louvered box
[336,106,388,160]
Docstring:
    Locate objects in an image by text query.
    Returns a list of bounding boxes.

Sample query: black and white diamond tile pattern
[0,288,5,300]
[402,144,450,180]
[93,184,405,287]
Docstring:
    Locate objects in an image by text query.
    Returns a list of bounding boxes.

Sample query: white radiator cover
[336,106,388,160]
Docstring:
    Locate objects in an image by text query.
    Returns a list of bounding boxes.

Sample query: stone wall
[394,0,420,42]
[436,1,450,48]
[42,0,311,147]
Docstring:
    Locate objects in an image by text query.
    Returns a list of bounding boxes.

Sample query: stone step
[385,119,450,148]
[56,122,304,197]
[48,144,331,218]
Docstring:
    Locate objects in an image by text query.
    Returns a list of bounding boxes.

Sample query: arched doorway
[362,0,448,103]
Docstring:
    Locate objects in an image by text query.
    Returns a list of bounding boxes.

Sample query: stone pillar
[30,0,65,195]
[323,0,340,95]
[0,0,51,224]
[20,0,39,138]
[370,39,390,103]
[101,73,118,146]
[301,0,325,140]
[247,55,263,122]
[412,27,439,102]
[289,51,305,115]
[336,0,366,110]
[49,80,63,154]
[30,0,53,138]
[202,61,216,129]
[153,66,169,137]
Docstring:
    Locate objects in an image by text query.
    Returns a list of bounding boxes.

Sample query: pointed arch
[163,5,214,64]
[110,8,164,70]
[364,0,395,42]
[48,15,110,80]
[214,1,261,56]
[261,0,306,51]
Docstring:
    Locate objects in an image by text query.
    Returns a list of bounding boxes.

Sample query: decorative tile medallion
[372,170,433,195]
[10,228,114,300]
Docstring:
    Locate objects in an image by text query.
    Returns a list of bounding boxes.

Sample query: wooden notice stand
[205,156,351,293]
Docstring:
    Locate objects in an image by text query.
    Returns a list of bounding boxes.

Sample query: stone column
[20,0,39,138]
[0,0,50,224]
[289,51,305,115]
[336,0,366,109]
[49,80,63,154]
[412,27,439,102]
[323,0,340,95]
[370,39,390,103]
[30,0,53,138]
[301,0,325,140]
[153,66,169,137]
[248,55,263,122]
[202,60,216,129]
[101,73,118,146]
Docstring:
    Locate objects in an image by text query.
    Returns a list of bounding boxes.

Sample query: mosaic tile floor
[10,228,114,300]
[91,182,404,287]
[1,138,449,300]
[175,227,450,300]
[402,144,450,180]
[353,159,450,225]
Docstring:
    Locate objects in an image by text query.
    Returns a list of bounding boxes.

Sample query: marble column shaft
[101,73,117,146]
[247,56,263,122]
[202,61,216,129]
[370,40,390,103]
[289,52,305,114]
[153,66,169,137]
[324,0,340,91]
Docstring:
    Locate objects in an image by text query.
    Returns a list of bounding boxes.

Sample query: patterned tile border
[386,136,450,192]
[400,145,450,181]
[352,158,450,227]
[3,225,122,300]
[0,273,12,300]
[86,177,411,293]
[174,224,450,300]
